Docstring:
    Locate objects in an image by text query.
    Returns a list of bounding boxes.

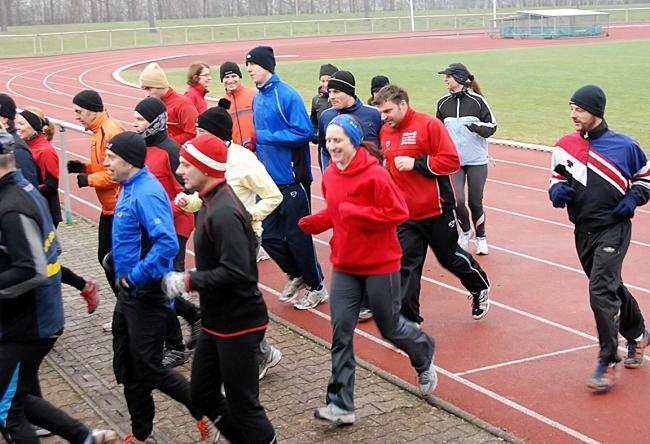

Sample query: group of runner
[1,40,648,444]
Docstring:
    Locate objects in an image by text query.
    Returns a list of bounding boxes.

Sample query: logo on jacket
[385,140,391,149]
[401,131,417,145]
[290,191,297,198]
[567,159,574,168]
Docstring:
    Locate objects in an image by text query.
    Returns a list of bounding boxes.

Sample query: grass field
[122,39,650,148]
[3,4,650,57]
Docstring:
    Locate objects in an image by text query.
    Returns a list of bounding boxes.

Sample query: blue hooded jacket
[252,73,314,186]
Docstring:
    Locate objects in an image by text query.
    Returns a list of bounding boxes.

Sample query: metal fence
[2,7,649,57]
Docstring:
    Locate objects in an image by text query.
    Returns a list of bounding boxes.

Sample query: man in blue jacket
[0,132,117,444]
[318,70,382,172]
[245,45,328,311]
[103,132,208,444]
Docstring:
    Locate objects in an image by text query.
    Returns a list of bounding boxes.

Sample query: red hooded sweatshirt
[299,147,408,275]
[161,87,198,145]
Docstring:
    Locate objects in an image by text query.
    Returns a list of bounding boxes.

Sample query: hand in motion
[613,191,641,219]
[394,156,415,172]
[549,182,575,208]
[162,272,187,300]
[174,192,202,213]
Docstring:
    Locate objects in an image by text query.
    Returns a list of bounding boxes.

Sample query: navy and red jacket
[188,180,269,337]
[26,134,62,226]
[380,107,460,220]
[299,147,408,275]
[144,131,195,239]
[551,121,650,230]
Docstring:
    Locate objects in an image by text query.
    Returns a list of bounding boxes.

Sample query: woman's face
[444,74,462,91]
[326,124,356,170]
[14,114,35,140]
[197,67,212,89]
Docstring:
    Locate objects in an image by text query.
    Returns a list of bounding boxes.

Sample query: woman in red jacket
[299,114,437,425]
[14,107,99,313]
[184,62,211,114]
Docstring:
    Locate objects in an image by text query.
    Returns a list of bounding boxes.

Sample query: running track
[3,26,650,443]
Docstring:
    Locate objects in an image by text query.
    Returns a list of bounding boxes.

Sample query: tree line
[1,0,645,31]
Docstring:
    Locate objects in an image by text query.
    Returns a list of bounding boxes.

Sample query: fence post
[133,29,137,46]
[371,19,374,32]
[58,126,73,225]
[317,21,320,34]
[427,17,431,30]
[84,32,88,50]
[454,15,458,29]
[398,18,401,32]
[290,22,293,37]
[33,35,37,55]
[59,33,64,53]
[344,20,347,33]
[263,23,267,38]
[109,30,113,49]
[185,27,189,43]
[237,25,241,40]
[211,26,215,41]
[38,34,43,54]
[159,28,163,45]
[626,8,629,22]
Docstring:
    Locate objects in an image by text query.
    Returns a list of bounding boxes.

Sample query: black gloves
[67,160,85,173]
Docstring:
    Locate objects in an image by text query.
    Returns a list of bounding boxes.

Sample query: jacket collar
[199,178,227,199]
[121,166,149,186]
[145,130,170,147]
[258,73,280,92]
[580,120,608,141]
[396,107,415,129]
[339,97,363,114]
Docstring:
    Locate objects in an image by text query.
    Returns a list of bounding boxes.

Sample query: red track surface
[3,27,650,443]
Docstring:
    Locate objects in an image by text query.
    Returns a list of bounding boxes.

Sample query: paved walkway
[40,216,515,443]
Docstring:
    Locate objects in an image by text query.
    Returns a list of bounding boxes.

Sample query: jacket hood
[331,146,378,177]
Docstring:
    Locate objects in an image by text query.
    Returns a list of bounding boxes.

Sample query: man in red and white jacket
[375,84,491,325]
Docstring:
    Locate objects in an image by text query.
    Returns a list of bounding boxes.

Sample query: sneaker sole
[259,351,283,380]
[294,296,328,310]
[472,301,490,320]
[314,409,355,425]
[586,381,614,394]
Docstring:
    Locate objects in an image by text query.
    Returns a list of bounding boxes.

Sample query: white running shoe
[475,237,489,255]
[314,403,355,424]
[293,286,329,310]
[458,229,472,251]
[417,361,438,397]
[279,276,306,302]
[102,320,113,332]
[258,346,283,380]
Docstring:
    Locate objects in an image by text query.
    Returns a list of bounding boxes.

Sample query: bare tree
[147,0,156,31]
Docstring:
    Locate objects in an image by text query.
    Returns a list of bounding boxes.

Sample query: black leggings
[453,164,488,238]
[53,220,86,291]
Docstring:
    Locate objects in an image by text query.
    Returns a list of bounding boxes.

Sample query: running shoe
[293,286,329,310]
[624,330,649,369]
[586,361,619,394]
[314,403,355,425]
[81,279,99,314]
[258,346,283,380]
[279,276,306,302]
[470,288,490,320]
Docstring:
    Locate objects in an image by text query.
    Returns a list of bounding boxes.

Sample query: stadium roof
[516,9,609,17]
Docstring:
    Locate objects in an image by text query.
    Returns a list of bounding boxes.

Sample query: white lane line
[256,281,600,444]
[455,344,598,376]
[487,178,546,193]
[492,157,549,171]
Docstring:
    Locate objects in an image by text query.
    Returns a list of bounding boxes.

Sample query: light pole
[493,0,497,28]
[409,0,415,32]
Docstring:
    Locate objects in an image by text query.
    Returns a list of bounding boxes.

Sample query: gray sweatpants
[453,164,488,238]
[326,271,435,412]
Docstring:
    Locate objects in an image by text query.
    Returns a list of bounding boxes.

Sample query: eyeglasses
[199,73,212,77]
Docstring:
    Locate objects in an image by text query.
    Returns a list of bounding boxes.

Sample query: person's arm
[128,191,179,287]
[255,90,314,147]
[298,209,333,235]
[188,209,253,291]
[175,105,199,145]
[467,96,497,138]
[310,96,320,144]
[338,172,409,229]
[37,149,60,196]
[412,119,460,178]
[0,212,49,299]
[240,159,283,222]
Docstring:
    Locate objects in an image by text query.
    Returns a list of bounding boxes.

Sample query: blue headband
[329,114,364,148]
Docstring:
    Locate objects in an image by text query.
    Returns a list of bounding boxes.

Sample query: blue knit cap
[329,114,363,148]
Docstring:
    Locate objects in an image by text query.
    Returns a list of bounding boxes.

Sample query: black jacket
[188,181,268,336]
[310,89,330,144]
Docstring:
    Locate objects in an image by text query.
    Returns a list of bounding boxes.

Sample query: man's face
[142,86,166,99]
[222,73,242,92]
[246,62,270,86]
[177,156,207,193]
[570,104,600,132]
[72,104,97,127]
[377,100,408,128]
[132,111,150,133]
[329,89,355,110]
[103,150,132,183]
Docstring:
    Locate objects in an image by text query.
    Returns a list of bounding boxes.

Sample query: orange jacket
[84,112,123,214]
[225,84,256,151]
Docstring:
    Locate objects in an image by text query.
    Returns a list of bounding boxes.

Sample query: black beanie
[106,131,146,169]
[220,61,242,82]
[197,99,233,141]
[319,63,338,78]
[20,109,44,133]
[0,93,17,120]
[328,70,356,97]
[570,85,606,118]
[370,75,390,94]
[135,97,166,124]
[245,46,276,74]
[72,90,103,112]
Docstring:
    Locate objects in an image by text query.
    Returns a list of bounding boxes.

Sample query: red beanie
[180,134,228,178]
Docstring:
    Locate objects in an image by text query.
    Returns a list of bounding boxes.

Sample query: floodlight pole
[409,0,415,32]
[493,0,497,28]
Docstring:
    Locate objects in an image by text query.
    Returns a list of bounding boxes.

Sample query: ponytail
[466,74,484,96]
[42,117,56,142]
[360,140,384,164]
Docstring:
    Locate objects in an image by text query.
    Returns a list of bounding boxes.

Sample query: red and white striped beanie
[180,134,228,178]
